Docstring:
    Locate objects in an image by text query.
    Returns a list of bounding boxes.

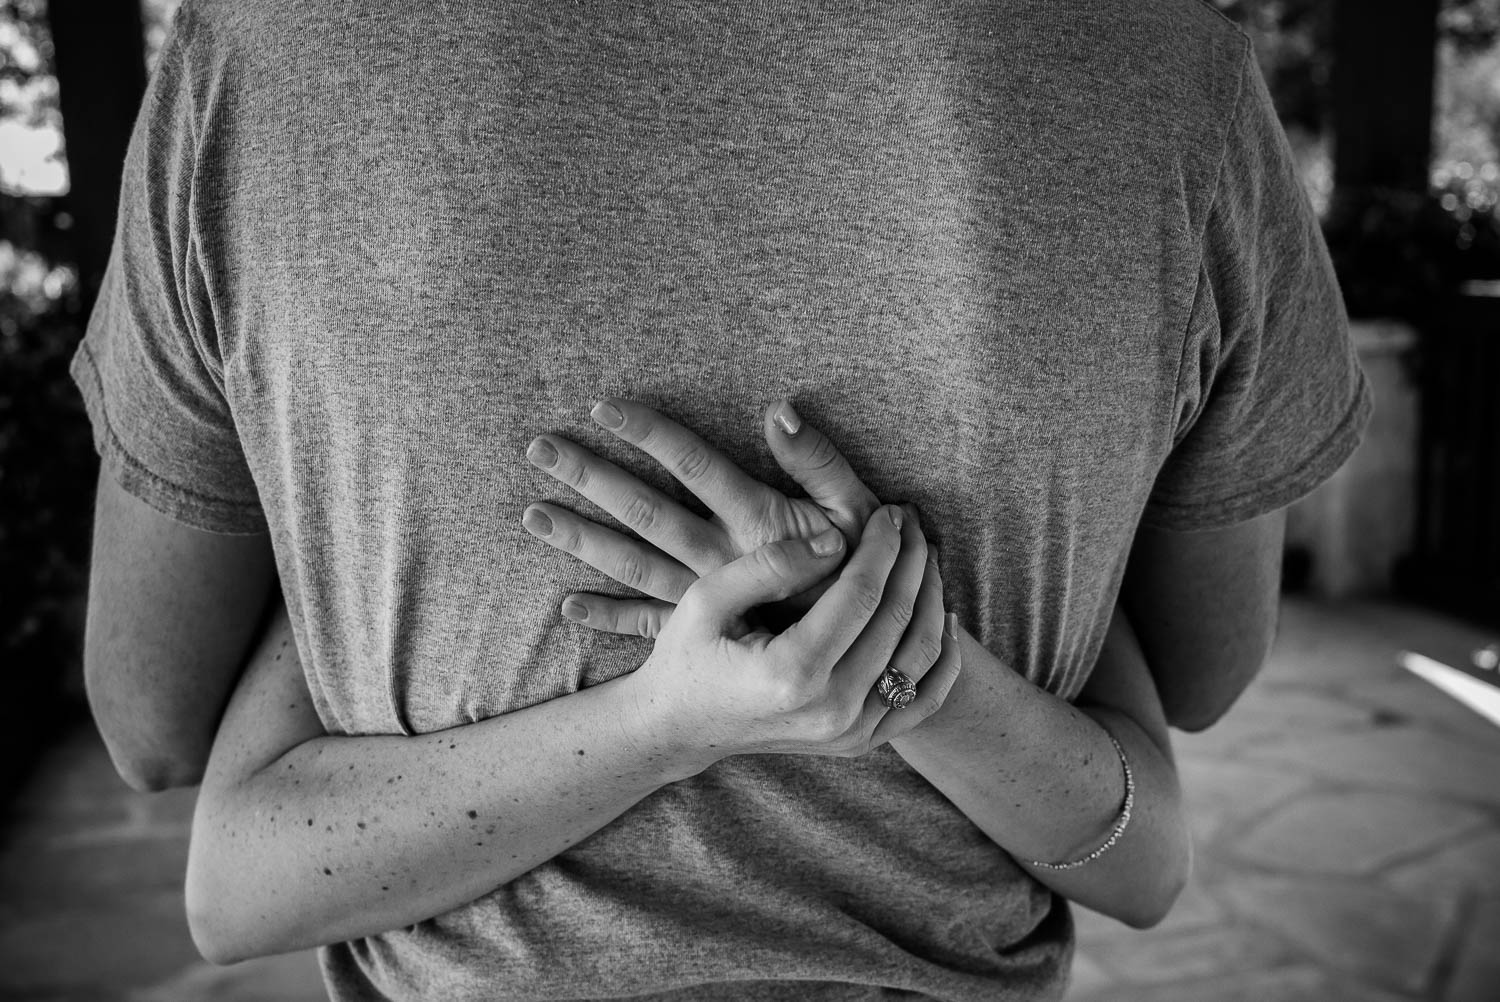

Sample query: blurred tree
[44,0,145,299]
[1216,0,1500,317]
[1331,0,1439,194]
[1433,6,1500,245]
[141,0,179,68]
[1440,0,1500,49]
[1211,0,1331,133]
[1,0,145,800]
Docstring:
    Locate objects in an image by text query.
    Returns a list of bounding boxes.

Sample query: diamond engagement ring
[876,666,918,709]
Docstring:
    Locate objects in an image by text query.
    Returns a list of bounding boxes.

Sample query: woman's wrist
[888,616,1190,927]
[888,623,1142,859]
[888,625,1024,757]
[612,659,733,782]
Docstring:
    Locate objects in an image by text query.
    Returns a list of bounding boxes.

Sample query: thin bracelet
[1025,733,1135,871]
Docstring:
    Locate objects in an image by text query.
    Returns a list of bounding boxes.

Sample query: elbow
[1163,654,1270,734]
[186,911,246,967]
[187,921,256,968]
[1154,613,1278,735]
[184,871,236,965]
[1116,872,1189,930]
[113,753,205,794]
[1164,703,1227,734]
[1115,823,1194,930]
[1118,903,1175,931]
[85,663,209,792]
[185,821,302,966]
[185,850,258,966]
[186,895,299,968]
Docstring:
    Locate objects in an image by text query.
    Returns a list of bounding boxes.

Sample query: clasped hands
[521,398,961,760]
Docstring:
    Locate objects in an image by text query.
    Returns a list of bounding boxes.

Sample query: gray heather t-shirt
[74,1,1370,999]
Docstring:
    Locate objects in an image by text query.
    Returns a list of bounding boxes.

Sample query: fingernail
[945,613,958,640]
[888,506,904,530]
[810,527,844,556]
[774,399,802,436]
[527,438,558,468]
[522,507,553,537]
[591,400,625,430]
[561,597,588,622]
[903,502,921,526]
[928,543,940,567]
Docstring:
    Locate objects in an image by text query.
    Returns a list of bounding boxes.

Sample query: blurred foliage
[142,0,177,70]
[0,241,90,699]
[1213,0,1500,319]
[1210,0,1333,134]
[1323,187,1500,321]
[1,0,90,704]
[0,0,62,195]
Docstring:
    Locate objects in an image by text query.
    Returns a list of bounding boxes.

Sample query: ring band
[876,667,918,710]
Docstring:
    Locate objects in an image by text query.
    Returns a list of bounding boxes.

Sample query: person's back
[73,1,1368,998]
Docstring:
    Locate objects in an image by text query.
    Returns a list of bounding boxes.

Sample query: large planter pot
[1285,318,1419,598]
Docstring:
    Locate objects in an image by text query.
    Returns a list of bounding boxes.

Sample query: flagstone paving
[1068,599,1500,1002]
[0,596,1496,1001]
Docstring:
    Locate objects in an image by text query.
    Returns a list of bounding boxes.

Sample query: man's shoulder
[1036,0,1252,101]
[1071,0,1249,51]
[1017,0,1254,183]
[170,0,403,62]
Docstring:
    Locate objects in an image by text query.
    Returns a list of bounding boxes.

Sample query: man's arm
[1118,511,1285,733]
[82,468,278,791]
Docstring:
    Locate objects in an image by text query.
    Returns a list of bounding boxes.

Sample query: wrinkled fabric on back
[73,1,1370,999]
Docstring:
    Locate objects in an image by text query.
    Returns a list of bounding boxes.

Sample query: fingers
[522,502,698,603]
[867,618,962,747]
[559,594,675,639]
[835,503,934,693]
[853,516,961,749]
[877,527,948,690]
[778,505,907,666]
[526,433,729,576]
[590,399,772,531]
[681,527,849,636]
[763,399,881,541]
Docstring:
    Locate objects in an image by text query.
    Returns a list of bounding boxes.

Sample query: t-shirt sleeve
[1141,42,1373,531]
[69,7,266,534]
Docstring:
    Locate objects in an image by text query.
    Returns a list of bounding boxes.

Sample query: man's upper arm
[1118,508,1285,732]
[84,468,278,791]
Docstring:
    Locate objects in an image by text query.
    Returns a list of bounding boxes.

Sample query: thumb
[763,399,880,539]
[685,528,846,635]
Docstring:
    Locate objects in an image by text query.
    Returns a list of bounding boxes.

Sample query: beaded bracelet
[1025,733,1135,871]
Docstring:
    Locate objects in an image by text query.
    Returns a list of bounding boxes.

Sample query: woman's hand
[522,397,893,635]
[624,504,961,757]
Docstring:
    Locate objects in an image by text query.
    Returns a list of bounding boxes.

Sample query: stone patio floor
[1,597,1497,1001]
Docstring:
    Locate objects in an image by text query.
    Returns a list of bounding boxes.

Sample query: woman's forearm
[889,608,1191,928]
[187,506,931,965]
[186,656,708,964]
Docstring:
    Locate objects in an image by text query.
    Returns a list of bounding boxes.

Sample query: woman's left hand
[521,397,914,637]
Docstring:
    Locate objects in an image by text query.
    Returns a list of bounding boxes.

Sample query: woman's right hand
[624,503,962,763]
